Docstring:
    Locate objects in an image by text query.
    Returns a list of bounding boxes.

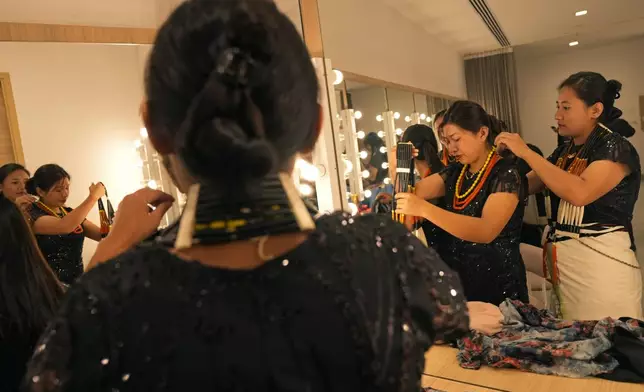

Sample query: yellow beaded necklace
[36,201,67,218]
[455,147,496,199]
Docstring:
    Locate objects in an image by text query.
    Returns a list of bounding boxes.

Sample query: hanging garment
[457,299,644,380]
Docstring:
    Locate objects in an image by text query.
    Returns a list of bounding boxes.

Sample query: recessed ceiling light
[575,10,587,16]
[569,41,579,47]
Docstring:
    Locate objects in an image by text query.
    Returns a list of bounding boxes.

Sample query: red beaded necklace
[453,149,500,211]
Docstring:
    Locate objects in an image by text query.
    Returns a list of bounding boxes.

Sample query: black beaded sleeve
[589,132,641,174]
[488,163,522,196]
[439,163,462,183]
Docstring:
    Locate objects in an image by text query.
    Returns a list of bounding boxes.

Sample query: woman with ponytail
[23,1,468,390]
[496,71,642,321]
[394,100,529,306]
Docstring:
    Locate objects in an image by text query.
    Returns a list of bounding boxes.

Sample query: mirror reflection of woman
[26,164,105,285]
[0,163,36,211]
[496,72,642,320]
[395,101,529,306]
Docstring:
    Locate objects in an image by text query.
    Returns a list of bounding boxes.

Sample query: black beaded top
[28,205,85,285]
[433,158,529,305]
[23,213,469,392]
[547,125,641,234]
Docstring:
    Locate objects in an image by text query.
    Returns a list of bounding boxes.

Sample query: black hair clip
[216,47,256,87]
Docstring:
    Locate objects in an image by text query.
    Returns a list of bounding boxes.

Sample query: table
[423,346,644,392]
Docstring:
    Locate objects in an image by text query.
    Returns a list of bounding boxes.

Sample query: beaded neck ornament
[453,147,500,211]
[547,123,612,237]
[157,173,317,256]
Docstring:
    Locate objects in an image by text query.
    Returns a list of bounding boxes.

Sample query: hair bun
[606,79,622,99]
[607,118,635,138]
[180,117,277,184]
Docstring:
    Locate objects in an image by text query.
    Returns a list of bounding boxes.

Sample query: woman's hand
[394,192,429,218]
[494,132,531,159]
[15,194,37,211]
[88,188,174,270]
[108,188,174,247]
[89,182,106,201]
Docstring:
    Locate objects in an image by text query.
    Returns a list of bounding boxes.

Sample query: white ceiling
[380,0,644,55]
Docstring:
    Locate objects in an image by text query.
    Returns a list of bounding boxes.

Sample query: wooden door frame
[0,73,25,165]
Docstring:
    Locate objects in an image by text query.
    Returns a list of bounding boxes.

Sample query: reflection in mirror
[342,81,391,215]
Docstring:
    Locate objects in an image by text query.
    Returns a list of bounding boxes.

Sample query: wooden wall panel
[0,22,156,44]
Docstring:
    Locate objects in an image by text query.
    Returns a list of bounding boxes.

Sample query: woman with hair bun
[23,1,469,390]
[394,100,529,306]
[496,71,642,320]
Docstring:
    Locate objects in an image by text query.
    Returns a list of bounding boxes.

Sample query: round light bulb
[134,139,143,148]
[427,116,433,123]
[354,110,363,120]
[362,170,370,179]
[332,69,344,86]
[299,183,314,196]
[396,128,403,136]
[348,202,358,216]
[376,114,383,122]
[364,189,373,198]
[383,177,391,185]
[404,116,411,123]
[147,180,158,190]
[296,158,320,182]
[420,113,427,120]
[394,112,401,120]
[379,146,387,154]
[359,150,368,159]
[381,162,389,169]
[357,130,366,139]
[377,130,385,138]
[140,127,148,138]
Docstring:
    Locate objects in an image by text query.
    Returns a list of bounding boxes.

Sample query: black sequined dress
[23,213,469,392]
[433,159,529,305]
[29,205,85,285]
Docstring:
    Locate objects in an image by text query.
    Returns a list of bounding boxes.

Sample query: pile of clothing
[460,299,644,383]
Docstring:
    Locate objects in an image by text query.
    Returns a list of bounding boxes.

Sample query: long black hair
[0,195,63,336]
[0,163,30,185]
[25,164,70,196]
[441,100,503,145]
[145,0,319,193]
[559,71,635,137]
[402,124,443,174]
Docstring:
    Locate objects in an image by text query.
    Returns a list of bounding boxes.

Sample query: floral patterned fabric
[457,299,644,378]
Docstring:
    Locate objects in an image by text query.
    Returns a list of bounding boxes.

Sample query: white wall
[0,42,149,262]
[318,0,466,99]
[515,36,644,161]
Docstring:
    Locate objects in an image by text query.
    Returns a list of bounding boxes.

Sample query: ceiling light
[575,10,587,16]
[354,110,363,120]
[569,41,579,47]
